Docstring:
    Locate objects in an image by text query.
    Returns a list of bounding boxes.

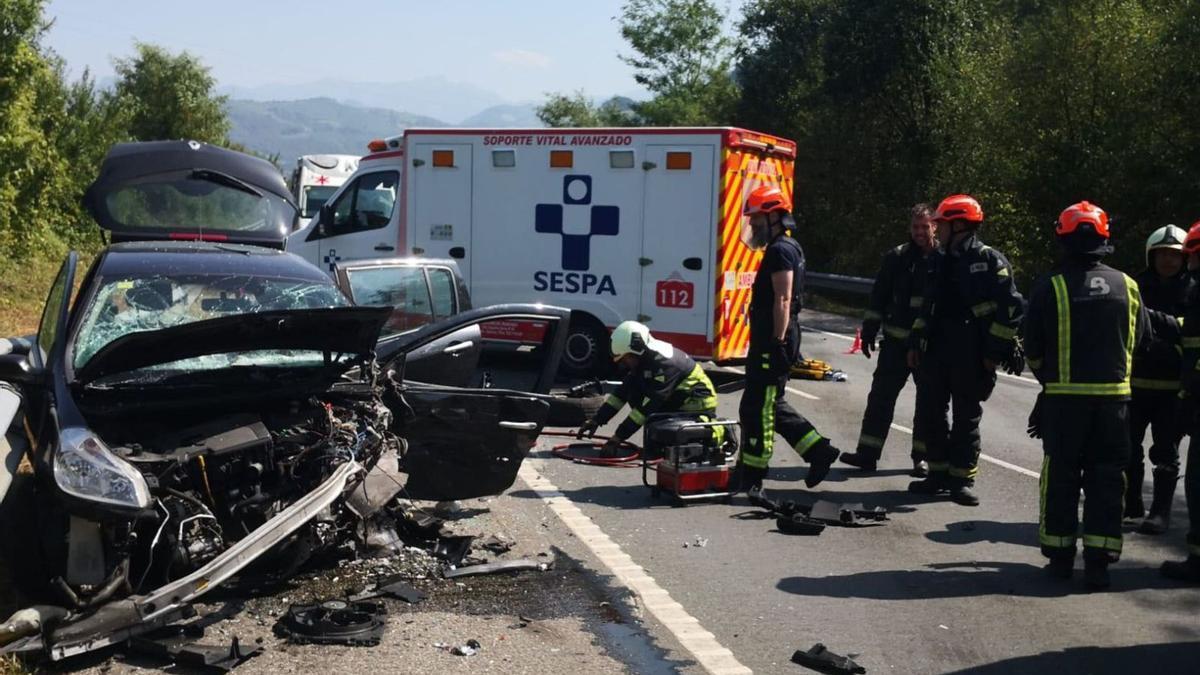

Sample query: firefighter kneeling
[1024,201,1149,589]
[578,321,721,454]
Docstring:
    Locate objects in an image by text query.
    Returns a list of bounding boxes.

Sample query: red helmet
[1056,201,1109,238]
[932,194,983,223]
[1185,221,1200,255]
[744,185,792,216]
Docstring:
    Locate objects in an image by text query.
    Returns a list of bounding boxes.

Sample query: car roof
[97,241,333,283]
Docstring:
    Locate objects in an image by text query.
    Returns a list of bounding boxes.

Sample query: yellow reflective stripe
[989,323,1017,340]
[858,434,885,449]
[1039,456,1076,548]
[912,318,927,330]
[1051,274,1070,384]
[762,385,777,460]
[1044,382,1131,396]
[1183,337,1200,349]
[741,451,770,468]
[971,301,997,317]
[796,429,823,456]
[997,266,1011,278]
[883,324,911,339]
[1082,534,1122,552]
[1027,357,1044,370]
[864,309,883,321]
[629,408,646,425]
[909,296,924,308]
[912,440,927,452]
[1125,277,1139,390]
[604,395,624,409]
[1130,377,1180,391]
[948,465,978,479]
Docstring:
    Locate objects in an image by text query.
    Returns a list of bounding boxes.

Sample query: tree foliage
[112,43,230,144]
[536,91,637,127]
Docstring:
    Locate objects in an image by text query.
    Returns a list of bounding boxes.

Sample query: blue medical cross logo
[535,175,619,271]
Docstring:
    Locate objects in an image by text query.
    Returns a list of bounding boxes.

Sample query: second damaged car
[0,141,567,660]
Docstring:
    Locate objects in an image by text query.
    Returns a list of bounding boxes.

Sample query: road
[517,308,1200,674]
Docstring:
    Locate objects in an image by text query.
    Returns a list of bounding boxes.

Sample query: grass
[0,254,93,339]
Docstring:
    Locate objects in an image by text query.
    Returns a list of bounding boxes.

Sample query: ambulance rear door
[638,143,716,356]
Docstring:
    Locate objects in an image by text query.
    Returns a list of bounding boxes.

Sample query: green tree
[112,43,229,144]
[536,90,638,127]
[618,0,738,125]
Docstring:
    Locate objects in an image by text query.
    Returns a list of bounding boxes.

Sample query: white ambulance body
[288,154,360,227]
[287,128,796,374]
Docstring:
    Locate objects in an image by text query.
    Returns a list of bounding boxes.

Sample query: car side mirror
[0,353,41,385]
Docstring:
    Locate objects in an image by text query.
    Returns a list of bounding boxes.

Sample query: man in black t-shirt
[734,185,841,494]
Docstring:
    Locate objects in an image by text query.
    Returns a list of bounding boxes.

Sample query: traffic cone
[845,327,862,355]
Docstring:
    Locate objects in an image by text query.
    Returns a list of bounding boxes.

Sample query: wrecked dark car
[0,141,568,661]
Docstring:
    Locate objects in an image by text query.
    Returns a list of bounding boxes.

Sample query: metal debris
[791,643,866,674]
[443,559,549,579]
[128,624,264,672]
[275,600,387,647]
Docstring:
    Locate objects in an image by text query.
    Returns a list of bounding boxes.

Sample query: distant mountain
[226,97,446,165]
[460,103,543,128]
[223,76,506,124]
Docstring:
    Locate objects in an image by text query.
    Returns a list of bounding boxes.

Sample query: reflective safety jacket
[594,345,718,441]
[1131,268,1192,392]
[862,241,930,343]
[1023,259,1149,399]
[1178,271,1200,398]
[910,233,1025,362]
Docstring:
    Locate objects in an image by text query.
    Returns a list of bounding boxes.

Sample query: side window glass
[35,258,72,367]
[346,266,434,338]
[427,268,457,319]
[328,171,398,235]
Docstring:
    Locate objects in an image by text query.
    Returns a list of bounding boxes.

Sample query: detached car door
[384,305,570,500]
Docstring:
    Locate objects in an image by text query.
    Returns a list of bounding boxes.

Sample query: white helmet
[610,321,672,360]
[1145,224,1187,267]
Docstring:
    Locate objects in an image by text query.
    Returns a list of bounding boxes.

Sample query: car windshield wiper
[190,169,263,198]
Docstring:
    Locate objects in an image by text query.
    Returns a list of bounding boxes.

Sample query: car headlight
[54,427,151,510]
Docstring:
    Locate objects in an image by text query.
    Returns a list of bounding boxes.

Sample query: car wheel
[560,319,609,378]
[545,393,605,428]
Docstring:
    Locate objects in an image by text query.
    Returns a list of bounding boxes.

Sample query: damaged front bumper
[4,459,362,661]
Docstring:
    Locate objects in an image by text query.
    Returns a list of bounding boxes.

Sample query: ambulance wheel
[561,318,609,378]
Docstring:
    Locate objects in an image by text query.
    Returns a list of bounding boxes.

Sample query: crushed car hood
[74,306,392,383]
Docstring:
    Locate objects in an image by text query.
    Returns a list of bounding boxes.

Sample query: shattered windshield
[73,273,348,377]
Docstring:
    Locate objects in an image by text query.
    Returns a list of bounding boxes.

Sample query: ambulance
[288,154,360,226]
[287,127,796,375]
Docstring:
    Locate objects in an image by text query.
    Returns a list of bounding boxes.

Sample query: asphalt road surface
[518,308,1200,674]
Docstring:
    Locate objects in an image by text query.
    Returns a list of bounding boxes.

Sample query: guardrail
[806,272,873,295]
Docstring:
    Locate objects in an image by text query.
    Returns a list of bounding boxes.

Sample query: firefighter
[907,194,1024,506]
[1024,201,1148,589]
[1161,221,1200,583]
[578,321,719,455]
[1126,225,1191,534]
[732,185,840,494]
[841,203,937,477]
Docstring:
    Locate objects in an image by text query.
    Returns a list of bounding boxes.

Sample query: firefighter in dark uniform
[841,203,937,477]
[1161,221,1200,583]
[1024,201,1149,589]
[907,194,1025,506]
[1126,225,1191,534]
[579,321,719,454]
[732,185,840,494]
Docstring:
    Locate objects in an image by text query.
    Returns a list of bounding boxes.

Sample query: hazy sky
[43,1,744,102]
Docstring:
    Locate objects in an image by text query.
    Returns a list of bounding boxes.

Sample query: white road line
[799,324,1041,385]
[718,365,821,400]
[518,464,752,675]
[886,423,1040,478]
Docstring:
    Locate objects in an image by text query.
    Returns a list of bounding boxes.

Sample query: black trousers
[913,322,995,485]
[1039,397,1131,563]
[855,338,923,461]
[1127,387,1182,491]
[1187,436,1200,557]
[738,369,826,475]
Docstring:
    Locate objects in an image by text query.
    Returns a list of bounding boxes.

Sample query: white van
[288,154,360,227]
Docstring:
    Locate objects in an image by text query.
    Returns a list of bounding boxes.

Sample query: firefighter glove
[861,329,876,359]
[770,341,793,373]
[1027,394,1043,439]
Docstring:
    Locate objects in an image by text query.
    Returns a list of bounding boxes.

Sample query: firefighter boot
[804,442,841,488]
[1044,554,1074,580]
[1160,556,1200,584]
[908,473,949,495]
[1138,468,1178,535]
[1084,559,1111,590]
[838,451,877,472]
[731,464,768,495]
[1124,462,1145,520]
[911,459,929,478]
[949,482,981,507]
